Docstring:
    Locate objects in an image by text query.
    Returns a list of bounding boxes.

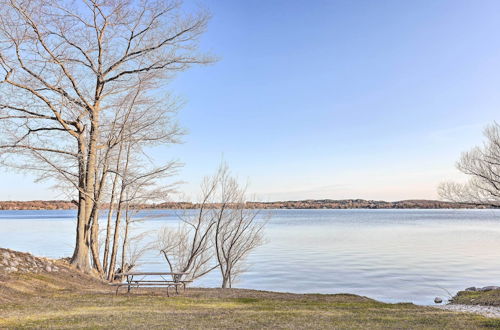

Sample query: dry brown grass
[0,270,499,329]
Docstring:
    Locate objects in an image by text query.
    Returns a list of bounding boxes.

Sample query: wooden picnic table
[112,272,191,296]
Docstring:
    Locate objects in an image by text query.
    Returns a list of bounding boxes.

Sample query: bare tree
[211,164,265,288]
[439,122,500,207]
[157,164,265,287]
[157,223,217,281]
[156,173,222,281]
[0,0,212,272]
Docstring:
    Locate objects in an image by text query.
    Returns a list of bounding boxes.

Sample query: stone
[2,251,10,259]
[465,287,477,291]
[45,266,52,272]
[434,297,443,304]
[479,286,500,292]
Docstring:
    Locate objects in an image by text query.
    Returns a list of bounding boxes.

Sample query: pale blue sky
[1,0,500,201]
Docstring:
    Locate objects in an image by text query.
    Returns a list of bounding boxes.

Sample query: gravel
[436,304,500,318]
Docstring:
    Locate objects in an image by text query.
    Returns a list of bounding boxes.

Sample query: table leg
[127,275,133,293]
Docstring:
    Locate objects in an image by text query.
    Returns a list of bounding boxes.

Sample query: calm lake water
[1,208,500,305]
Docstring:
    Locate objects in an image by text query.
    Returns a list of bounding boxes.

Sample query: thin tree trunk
[84,111,100,248]
[103,143,124,275]
[121,202,130,270]
[103,173,119,275]
[107,197,123,280]
[89,148,114,275]
[108,143,132,280]
[89,207,103,274]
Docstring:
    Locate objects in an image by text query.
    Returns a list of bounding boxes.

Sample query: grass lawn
[1,272,499,329]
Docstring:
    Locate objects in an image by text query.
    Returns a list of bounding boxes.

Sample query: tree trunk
[70,138,92,272]
[89,207,103,274]
[221,276,229,289]
[84,111,99,247]
[103,174,119,275]
[71,202,91,271]
[70,110,101,273]
[107,198,123,280]
[103,144,124,275]
[121,204,130,270]
[108,143,132,280]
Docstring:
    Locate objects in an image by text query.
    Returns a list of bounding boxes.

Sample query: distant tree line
[0,199,492,210]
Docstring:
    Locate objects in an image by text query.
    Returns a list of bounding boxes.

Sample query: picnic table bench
[111,272,191,296]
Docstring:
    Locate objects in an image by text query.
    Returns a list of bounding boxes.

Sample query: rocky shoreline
[0,248,63,273]
[437,304,500,318]
[434,286,500,318]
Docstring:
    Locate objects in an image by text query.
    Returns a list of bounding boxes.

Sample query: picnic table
[112,272,191,296]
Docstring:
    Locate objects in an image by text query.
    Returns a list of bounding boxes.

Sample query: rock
[479,286,500,292]
[2,251,10,259]
[434,297,443,304]
[465,287,477,291]
[438,304,500,318]
[45,266,52,272]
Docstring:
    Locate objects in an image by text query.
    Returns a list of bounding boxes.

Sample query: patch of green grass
[452,289,500,306]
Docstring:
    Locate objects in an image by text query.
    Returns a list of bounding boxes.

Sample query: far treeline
[0,199,493,210]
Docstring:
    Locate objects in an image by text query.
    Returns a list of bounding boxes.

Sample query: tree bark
[70,137,91,271]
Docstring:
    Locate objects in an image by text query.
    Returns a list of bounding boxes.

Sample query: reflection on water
[1,209,500,305]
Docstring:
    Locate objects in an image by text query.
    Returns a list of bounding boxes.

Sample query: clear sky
[1,0,500,201]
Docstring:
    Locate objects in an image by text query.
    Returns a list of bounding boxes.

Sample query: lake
[1,208,500,305]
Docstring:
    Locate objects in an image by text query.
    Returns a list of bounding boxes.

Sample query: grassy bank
[451,289,500,307]
[1,271,499,329]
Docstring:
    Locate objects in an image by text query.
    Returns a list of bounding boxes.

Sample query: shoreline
[437,304,500,318]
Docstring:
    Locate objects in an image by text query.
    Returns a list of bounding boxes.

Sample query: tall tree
[0,0,211,272]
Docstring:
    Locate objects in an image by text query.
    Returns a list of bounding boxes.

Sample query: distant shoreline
[0,199,495,211]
